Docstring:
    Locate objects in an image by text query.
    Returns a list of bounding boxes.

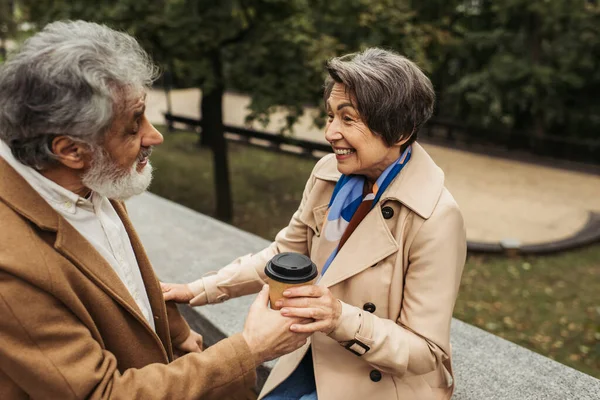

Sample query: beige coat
[0,158,256,399]
[190,143,467,400]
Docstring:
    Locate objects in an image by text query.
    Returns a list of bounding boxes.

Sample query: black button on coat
[370,370,382,382]
[363,302,376,313]
[381,206,394,219]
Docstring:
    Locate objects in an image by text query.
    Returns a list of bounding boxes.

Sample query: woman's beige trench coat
[191,142,467,400]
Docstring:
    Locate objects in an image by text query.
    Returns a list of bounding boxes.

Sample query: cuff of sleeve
[188,278,208,306]
[328,301,362,342]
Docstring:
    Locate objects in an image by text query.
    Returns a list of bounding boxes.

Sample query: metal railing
[164,113,331,158]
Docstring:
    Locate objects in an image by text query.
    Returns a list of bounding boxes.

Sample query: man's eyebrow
[133,105,146,119]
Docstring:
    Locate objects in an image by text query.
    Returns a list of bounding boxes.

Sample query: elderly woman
[163,48,466,400]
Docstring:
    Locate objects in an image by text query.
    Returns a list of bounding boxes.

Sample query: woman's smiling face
[325,83,404,183]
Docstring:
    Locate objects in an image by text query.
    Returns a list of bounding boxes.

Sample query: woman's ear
[51,136,90,170]
[395,132,413,147]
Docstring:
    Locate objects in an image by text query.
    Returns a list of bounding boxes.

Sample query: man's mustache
[137,147,153,161]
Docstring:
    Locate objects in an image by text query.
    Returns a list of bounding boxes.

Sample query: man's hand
[173,329,203,359]
[275,285,342,335]
[161,282,195,303]
[243,285,311,365]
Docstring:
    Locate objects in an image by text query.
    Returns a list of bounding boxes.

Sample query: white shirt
[0,141,155,331]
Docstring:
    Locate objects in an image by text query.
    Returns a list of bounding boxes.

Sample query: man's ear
[51,136,90,170]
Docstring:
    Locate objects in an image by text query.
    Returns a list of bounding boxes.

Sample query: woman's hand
[160,282,195,303]
[275,285,342,335]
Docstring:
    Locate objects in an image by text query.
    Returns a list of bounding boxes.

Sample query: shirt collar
[0,140,90,214]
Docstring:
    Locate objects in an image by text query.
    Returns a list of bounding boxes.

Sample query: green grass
[149,129,600,378]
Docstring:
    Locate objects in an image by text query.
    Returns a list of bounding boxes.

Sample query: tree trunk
[200,50,233,222]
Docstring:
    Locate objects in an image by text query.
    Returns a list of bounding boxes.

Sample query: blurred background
[1,0,598,379]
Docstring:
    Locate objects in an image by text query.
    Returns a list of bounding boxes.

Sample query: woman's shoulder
[311,153,341,182]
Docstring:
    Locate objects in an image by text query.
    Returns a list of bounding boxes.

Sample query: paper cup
[267,277,317,310]
[264,252,318,310]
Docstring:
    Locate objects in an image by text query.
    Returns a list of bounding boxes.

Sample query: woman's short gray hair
[0,20,159,169]
[324,48,435,147]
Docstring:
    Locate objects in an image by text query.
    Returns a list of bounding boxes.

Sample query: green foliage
[14,0,600,141]
[443,0,600,138]
[0,0,17,61]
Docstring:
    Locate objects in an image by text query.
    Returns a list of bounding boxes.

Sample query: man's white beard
[82,148,153,200]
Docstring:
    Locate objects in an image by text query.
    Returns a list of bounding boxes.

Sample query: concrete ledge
[128,192,600,399]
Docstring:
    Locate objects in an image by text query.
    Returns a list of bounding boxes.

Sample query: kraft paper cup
[264,252,318,310]
[267,277,317,310]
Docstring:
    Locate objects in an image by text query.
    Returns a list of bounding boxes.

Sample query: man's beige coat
[0,158,256,399]
[192,143,467,400]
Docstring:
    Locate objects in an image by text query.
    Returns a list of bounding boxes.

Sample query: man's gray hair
[0,20,159,169]
[324,48,435,147]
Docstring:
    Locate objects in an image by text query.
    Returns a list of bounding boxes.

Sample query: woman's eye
[327,114,334,121]
[343,116,354,122]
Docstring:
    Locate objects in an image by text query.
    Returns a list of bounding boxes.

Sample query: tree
[0,0,16,62]
[443,0,600,142]
[19,0,334,221]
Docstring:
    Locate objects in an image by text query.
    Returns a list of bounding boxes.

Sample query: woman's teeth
[334,148,355,155]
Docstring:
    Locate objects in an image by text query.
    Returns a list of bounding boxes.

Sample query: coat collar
[0,158,172,358]
[0,157,59,231]
[313,142,444,220]
[311,143,445,286]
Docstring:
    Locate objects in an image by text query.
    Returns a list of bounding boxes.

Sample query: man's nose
[142,121,164,147]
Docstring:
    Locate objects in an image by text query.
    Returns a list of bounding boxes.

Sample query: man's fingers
[252,285,270,309]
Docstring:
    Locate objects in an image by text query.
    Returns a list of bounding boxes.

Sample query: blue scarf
[320,146,412,277]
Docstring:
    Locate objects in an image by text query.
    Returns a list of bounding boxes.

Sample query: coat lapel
[111,200,173,357]
[318,205,398,288]
[0,159,159,343]
[53,217,148,324]
[312,143,444,288]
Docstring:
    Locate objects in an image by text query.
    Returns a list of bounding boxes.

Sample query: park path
[146,88,600,245]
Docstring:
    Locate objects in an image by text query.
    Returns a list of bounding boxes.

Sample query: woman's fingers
[282,285,325,299]
[281,307,324,319]
[160,282,194,303]
[276,296,315,309]
[289,320,332,334]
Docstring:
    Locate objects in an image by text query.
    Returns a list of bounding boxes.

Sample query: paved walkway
[146,88,600,245]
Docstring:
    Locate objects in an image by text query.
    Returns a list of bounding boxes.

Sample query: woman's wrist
[327,301,362,342]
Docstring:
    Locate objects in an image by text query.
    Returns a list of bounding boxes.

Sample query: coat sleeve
[0,273,256,400]
[188,170,319,306]
[328,201,466,377]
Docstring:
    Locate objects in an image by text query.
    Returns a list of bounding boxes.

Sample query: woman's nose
[324,119,342,143]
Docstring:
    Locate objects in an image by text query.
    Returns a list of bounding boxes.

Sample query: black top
[264,252,318,284]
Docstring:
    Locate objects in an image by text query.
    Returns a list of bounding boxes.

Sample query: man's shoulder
[0,199,53,282]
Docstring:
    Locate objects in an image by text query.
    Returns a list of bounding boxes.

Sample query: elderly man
[0,21,309,399]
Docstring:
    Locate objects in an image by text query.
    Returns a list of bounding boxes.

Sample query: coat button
[363,302,376,313]
[370,370,382,382]
[381,206,394,219]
